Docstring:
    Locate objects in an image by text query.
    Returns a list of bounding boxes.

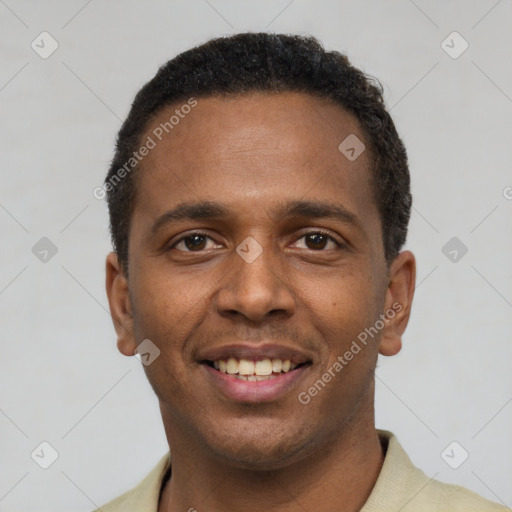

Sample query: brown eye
[293,232,341,251]
[183,234,207,251]
[171,232,219,252]
[306,233,328,250]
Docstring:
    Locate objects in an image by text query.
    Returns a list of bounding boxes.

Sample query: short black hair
[105,32,411,272]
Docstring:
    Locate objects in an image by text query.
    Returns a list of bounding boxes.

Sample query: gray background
[1,0,511,510]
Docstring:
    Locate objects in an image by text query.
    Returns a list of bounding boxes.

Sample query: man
[98,33,507,511]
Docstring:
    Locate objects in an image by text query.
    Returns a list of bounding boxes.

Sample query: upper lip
[197,343,312,365]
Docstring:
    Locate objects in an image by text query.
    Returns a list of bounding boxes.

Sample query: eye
[170,232,221,252]
[292,231,342,251]
[168,230,343,253]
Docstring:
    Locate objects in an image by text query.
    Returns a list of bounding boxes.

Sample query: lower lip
[202,364,309,403]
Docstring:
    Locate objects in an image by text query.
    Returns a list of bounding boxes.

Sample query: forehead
[142,92,366,168]
[133,91,379,235]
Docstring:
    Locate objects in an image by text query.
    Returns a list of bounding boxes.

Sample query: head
[105,33,415,469]
[106,32,411,273]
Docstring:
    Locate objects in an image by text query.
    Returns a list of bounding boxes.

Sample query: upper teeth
[213,358,296,376]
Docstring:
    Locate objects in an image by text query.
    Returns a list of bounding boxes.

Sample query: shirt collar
[101,430,418,512]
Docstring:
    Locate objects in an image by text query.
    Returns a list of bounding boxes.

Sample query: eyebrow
[150,199,359,235]
[151,201,229,234]
[283,200,358,225]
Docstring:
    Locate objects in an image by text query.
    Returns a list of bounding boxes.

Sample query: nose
[215,242,296,323]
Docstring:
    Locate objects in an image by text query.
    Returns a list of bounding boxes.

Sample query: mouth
[198,345,312,403]
[204,357,307,381]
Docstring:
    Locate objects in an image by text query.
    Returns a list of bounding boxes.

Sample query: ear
[105,252,136,357]
[379,250,416,357]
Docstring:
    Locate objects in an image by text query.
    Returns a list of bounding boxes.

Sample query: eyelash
[169,230,343,252]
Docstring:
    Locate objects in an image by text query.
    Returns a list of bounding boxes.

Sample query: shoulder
[362,431,509,512]
[419,478,509,512]
[91,452,171,512]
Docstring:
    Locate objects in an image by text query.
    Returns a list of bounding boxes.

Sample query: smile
[206,357,300,381]
[198,343,312,402]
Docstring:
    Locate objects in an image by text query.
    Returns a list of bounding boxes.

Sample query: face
[106,92,415,469]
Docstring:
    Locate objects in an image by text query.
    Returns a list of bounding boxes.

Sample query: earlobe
[105,252,136,357]
[379,250,416,357]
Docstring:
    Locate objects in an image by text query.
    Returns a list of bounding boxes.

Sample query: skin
[106,92,416,512]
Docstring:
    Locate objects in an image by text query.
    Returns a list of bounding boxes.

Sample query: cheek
[129,272,202,402]
[128,262,221,386]
[299,268,383,360]
[128,274,186,355]
[130,260,211,328]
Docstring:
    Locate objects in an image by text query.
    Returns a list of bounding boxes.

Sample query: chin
[204,420,316,471]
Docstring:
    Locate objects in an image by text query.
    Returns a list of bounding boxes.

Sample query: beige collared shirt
[95,430,509,511]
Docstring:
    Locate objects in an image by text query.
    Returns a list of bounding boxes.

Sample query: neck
[158,413,384,512]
